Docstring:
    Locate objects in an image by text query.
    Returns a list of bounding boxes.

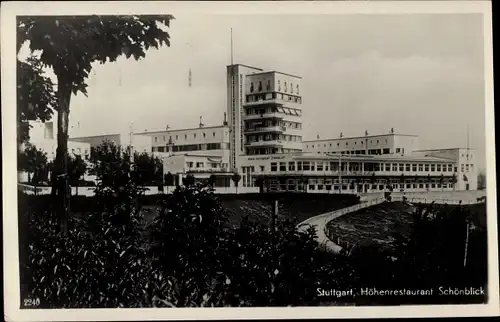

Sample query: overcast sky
[21,13,486,170]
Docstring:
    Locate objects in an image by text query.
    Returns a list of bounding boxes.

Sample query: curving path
[296,191,487,254]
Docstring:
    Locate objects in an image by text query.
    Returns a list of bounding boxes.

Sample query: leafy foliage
[18,143,48,184]
[164,172,175,186]
[18,15,174,233]
[18,15,174,96]
[134,152,163,186]
[67,154,87,185]
[477,172,486,190]
[182,174,195,187]
[17,56,56,145]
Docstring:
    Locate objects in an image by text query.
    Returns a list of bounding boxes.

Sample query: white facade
[303,133,419,156]
[70,132,152,155]
[26,121,90,161]
[136,124,230,160]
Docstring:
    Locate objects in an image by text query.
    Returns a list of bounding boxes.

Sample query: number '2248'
[23,298,40,307]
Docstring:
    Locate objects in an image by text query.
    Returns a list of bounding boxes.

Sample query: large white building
[157,63,478,192]
[21,63,479,192]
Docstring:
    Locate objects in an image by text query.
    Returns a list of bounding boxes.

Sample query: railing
[298,191,487,254]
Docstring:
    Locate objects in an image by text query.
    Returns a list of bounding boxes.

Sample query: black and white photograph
[2,1,498,320]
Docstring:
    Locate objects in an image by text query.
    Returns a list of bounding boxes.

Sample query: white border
[2,1,498,321]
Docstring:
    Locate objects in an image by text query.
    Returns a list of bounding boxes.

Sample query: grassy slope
[326,201,487,251]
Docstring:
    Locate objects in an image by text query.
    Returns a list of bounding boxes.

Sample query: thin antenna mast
[230,28,234,65]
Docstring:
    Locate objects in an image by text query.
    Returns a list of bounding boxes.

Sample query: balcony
[244,126,287,133]
[244,140,284,147]
[244,112,286,120]
[243,97,302,107]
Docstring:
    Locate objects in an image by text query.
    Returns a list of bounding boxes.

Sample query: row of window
[154,131,221,143]
[245,120,302,130]
[245,105,302,117]
[306,138,391,149]
[245,148,302,155]
[246,93,302,104]
[186,162,228,169]
[249,80,300,95]
[152,143,227,153]
[307,183,454,191]
[246,134,302,143]
[270,161,457,173]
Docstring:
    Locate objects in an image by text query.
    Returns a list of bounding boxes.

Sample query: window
[405,164,411,172]
[163,136,165,141]
[288,162,295,171]
[419,164,423,171]
[399,164,404,172]
[466,164,469,172]
[392,164,398,172]
[154,137,158,142]
[260,165,265,172]
[271,162,277,171]
[284,81,288,92]
[412,164,417,172]
[396,148,401,153]
[310,162,315,171]
[258,81,262,92]
[250,82,254,92]
[296,84,299,94]
[194,133,196,138]
[266,80,271,91]
[297,161,303,171]
[461,164,464,172]
[383,148,390,154]
[303,162,310,171]
[430,164,435,172]
[203,133,206,138]
[317,162,324,171]
[385,164,391,171]
[176,135,179,140]
[278,80,281,91]
[291,83,294,93]
[184,134,187,139]
[279,162,286,171]
[437,164,441,172]
[448,164,453,172]
[425,164,429,171]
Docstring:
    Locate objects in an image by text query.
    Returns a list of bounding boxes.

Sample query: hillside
[325,201,487,251]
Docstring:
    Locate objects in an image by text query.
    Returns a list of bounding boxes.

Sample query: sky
[20,13,487,170]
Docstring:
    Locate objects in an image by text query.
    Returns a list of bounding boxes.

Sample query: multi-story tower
[226,64,263,171]
[243,71,303,156]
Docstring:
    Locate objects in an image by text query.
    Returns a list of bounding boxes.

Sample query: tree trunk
[54,77,72,237]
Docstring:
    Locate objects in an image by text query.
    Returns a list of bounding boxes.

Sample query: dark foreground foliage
[19,150,488,307]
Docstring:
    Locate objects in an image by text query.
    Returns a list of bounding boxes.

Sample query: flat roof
[70,133,120,140]
[135,125,227,136]
[303,133,418,143]
[227,63,263,71]
[247,70,302,80]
